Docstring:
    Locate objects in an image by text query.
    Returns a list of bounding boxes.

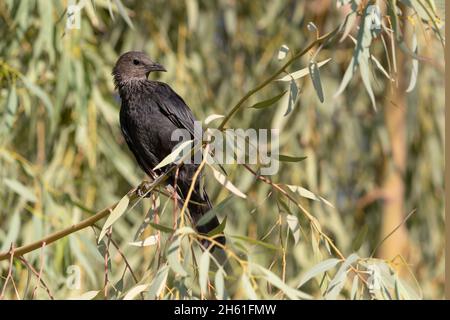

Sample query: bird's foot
[137,181,153,198]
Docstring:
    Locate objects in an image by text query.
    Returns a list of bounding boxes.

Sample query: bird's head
[112,51,166,87]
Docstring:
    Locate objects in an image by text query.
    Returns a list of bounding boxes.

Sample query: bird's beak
[148,62,167,72]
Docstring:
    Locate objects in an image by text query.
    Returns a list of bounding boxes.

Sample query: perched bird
[112,51,225,250]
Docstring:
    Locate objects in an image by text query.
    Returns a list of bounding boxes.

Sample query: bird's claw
[137,181,152,198]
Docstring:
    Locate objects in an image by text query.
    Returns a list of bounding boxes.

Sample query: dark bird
[112,51,225,250]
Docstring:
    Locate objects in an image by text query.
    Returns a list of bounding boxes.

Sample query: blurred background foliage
[0,0,445,299]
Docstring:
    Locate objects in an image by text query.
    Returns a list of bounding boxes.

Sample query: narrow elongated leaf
[309,61,324,103]
[167,237,187,276]
[406,33,419,92]
[154,139,193,170]
[284,79,299,116]
[204,114,224,125]
[196,196,232,227]
[4,178,37,202]
[210,165,246,198]
[199,250,210,295]
[241,274,257,300]
[128,234,159,247]
[123,284,148,300]
[325,253,359,299]
[231,235,279,250]
[277,58,332,81]
[215,269,226,300]
[256,265,312,300]
[278,155,307,162]
[149,222,175,233]
[298,258,341,288]
[148,265,169,299]
[249,90,287,109]
[208,216,227,236]
[98,195,130,242]
[68,290,99,300]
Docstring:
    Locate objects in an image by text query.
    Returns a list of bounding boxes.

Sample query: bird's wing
[153,82,198,138]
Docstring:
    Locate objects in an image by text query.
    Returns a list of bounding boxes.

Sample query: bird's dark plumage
[113,51,225,250]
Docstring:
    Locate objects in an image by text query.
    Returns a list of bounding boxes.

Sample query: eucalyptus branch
[217,26,340,131]
[0,174,170,262]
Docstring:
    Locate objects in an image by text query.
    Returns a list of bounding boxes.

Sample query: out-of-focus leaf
[241,274,257,300]
[4,178,37,203]
[114,0,134,28]
[352,224,368,251]
[231,235,279,250]
[256,265,312,299]
[149,222,175,234]
[167,237,188,276]
[298,258,341,288]
[406,33,419,92]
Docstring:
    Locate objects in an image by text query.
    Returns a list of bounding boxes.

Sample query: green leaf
[278,155,307,163]
[351,224,368,251]
[167,237,188,276]
[231,235,279,251]
[256,265,312,300]
[68,290,99,300]
[324,253,359,299]
[149,222,175,233]
[199,250,210,295]
[128,234,159,247]
[298,258,341,288]
[208,216,227,237]
[241,274,257,300]
[4,178,37,203]
[249,90,287,109]
[287,185,334,208]
[209,165,246,198]
[286,214,301,245]
[98,194,130,242]
[148,265,169,299]
[284,79,299,116]
[123,284,148,300]
[196,196,232,227]
[154,139,193,170]
[215,269,226,300]
[277,58,332,81]
[114,0,134,28]
[309,61,324,103]
[406,33,419,92]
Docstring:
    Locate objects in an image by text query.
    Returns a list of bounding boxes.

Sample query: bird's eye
[133,59,140,65]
